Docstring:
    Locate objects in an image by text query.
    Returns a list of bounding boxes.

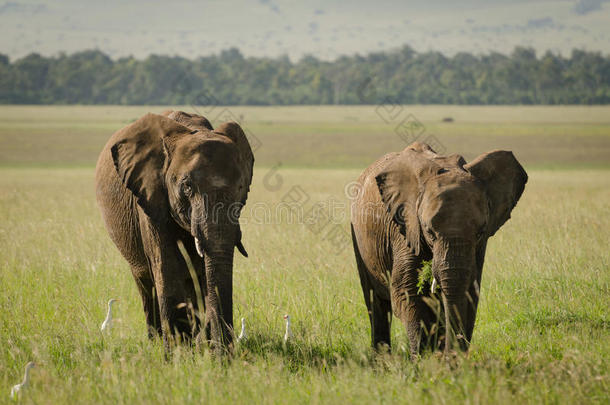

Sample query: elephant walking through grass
[95,111,254,354]
[350,142,527,355]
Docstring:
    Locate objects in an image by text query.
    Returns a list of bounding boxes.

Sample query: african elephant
[350,142,527,355]
[95,110,254,354]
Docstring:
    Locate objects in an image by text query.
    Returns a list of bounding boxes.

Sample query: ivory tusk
[195,237,204,257]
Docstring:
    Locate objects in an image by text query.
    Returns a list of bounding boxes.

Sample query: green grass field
[0,106,609,404]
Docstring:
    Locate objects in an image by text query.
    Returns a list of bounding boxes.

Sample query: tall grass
[1,166,608,404]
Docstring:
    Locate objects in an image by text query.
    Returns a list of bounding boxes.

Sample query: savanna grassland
[0,105,609,404]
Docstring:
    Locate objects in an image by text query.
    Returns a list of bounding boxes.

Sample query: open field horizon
[0,105,608,403]
[1,105,609,169]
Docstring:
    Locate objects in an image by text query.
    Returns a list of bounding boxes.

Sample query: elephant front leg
[147,244,198,347]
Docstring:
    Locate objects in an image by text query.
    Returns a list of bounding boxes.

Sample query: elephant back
[161,110,213,132]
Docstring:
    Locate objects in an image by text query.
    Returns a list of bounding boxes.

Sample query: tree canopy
[1,46,609,105]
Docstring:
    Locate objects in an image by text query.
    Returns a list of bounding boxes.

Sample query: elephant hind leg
[352,224,392,350]
[133,270,162,339]
[370,293,392,350]
[359,271,392,350]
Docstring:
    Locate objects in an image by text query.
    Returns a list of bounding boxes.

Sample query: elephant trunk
[433,237,476,353]
[440,283,470,353]
[191,196,236,355]
[203,249,234,355]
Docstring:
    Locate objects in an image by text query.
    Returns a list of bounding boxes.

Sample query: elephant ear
[111,113,193,224]
[375,146,440,255]
[465,150,528,237]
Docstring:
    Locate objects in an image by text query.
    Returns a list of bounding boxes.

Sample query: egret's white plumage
[10,362,35,399]
[283,314,293,343]
[237,317,246,341]
[100,299,118,332]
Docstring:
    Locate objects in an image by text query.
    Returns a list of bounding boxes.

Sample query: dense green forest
[1,46,609,105]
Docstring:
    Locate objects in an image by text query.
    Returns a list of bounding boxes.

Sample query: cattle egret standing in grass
[237,317,247,342]
[283,314,293,343]
[100,299,118,332]
[10,362,35,399]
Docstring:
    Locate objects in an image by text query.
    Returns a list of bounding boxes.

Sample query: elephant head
[110,111,254,350]
[376,142,527,352]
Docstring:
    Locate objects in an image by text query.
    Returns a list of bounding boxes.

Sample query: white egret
[283,314,293,343]
[10,362,35,399]
[237,317,247,342]
[100,298,119,332]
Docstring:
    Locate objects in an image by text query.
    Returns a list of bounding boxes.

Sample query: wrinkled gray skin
[351,142,527,356]
[95,111,254,355]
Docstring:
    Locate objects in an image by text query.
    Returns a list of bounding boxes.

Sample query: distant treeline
[1,46,609,105]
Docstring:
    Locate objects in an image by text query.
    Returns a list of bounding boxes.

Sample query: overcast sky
[1,0,609,61]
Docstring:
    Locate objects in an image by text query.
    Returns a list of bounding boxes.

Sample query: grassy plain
[1,105,609,168]
[0,105,608,404]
